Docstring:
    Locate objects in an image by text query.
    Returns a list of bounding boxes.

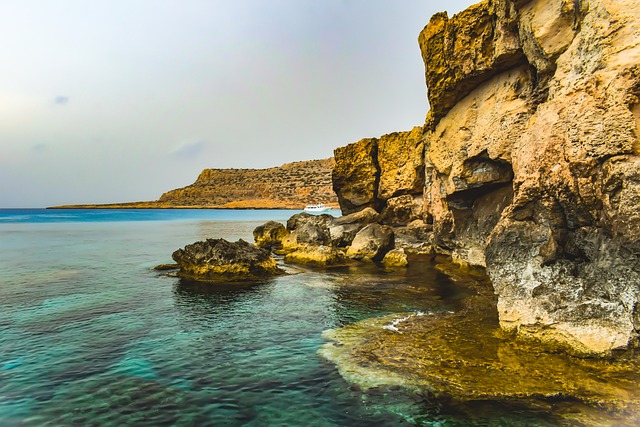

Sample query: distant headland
[49,158,338,210]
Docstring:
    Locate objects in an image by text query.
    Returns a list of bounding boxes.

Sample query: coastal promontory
[50,158,337,209]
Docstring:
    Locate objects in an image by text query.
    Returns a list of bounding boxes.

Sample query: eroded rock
[330,0,640,355]
[253,221,287,249]
[172,239,283,282]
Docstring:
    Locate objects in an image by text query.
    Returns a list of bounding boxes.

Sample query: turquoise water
[0,209,569,426]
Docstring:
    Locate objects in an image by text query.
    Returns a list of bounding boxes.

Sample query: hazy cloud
[53,96,69,105]
[32,143,48,152]
[169,140,206,159]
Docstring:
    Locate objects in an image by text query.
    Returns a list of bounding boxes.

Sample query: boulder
[346,224,394,262]
[329,207,381,247]
[332,207,380,226]
[253,221,288,249]
[382,249,409,268]
[286,212,333,231]
[172,238,283,282]
[284,245,349,268]
[281,212,333,248]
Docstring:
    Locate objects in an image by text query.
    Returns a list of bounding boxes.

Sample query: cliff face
[332,127,425,224]
[159,158,337,209]
[332,0,640,355]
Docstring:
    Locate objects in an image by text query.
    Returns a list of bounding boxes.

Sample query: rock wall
[332,0,640,355]
[332,126,425,225]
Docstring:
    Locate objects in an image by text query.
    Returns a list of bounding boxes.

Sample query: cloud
[53,96,69,105]
[32,143,48,152]
[169,140,206,159]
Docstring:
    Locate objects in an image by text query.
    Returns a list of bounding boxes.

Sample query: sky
[0,0,477,207]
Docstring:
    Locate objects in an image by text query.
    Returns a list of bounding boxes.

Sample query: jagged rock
[172,239,283,282]
[418,0,525,129]
[382,249,408,268]
[332,130,426,223]
[332,138,379,215]
[346,224,394,262]
[377,127,425,201]
[253,221,287,249]
[426,0,640,354]
[284,245,349,268]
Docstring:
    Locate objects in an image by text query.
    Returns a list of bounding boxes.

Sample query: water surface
[1,209,633,426]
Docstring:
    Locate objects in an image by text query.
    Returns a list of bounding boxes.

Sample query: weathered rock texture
[172,239,283,282]
[332,127,426,224]
[332,0,640,355]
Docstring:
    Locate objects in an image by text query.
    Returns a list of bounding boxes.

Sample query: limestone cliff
[332,127,425,225]
[159,158,337,209]
[332,0,640,355]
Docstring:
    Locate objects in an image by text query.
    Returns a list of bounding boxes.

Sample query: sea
[0,208,630,426]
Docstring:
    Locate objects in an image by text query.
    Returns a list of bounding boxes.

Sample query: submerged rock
[319,259,640,425]
[152,263,179,271]
[171,238,283,282]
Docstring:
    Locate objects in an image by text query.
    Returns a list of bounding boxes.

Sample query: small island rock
[172,238,283,282]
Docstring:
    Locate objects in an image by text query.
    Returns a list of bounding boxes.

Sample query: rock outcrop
[172,238,283,282]
[332,128,425,221]
[331,0,640,355]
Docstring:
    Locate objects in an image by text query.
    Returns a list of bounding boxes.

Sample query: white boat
[304,203,332,213]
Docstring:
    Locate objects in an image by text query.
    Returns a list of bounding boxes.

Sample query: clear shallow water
[0,209,582,426]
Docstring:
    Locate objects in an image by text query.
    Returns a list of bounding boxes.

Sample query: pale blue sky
[0,0,477,207]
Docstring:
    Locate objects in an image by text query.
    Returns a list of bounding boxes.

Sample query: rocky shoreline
[163,0,640,421]
[168,0,640,357]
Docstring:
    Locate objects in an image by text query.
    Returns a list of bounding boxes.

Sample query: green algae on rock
[319,258,640,426]
[283,245,349,268]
